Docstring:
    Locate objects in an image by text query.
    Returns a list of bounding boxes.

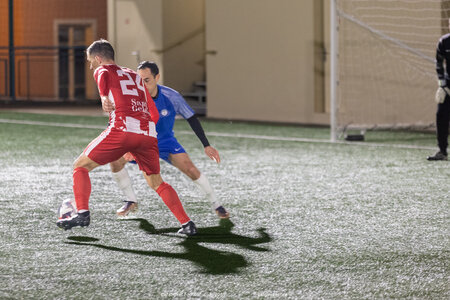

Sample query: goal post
[330,0,449,141]
[330,0,338,142]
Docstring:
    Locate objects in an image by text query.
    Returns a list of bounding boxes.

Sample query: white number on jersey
[117,69,139,96]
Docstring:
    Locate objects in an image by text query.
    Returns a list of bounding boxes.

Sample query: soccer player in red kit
[56,39,197,235]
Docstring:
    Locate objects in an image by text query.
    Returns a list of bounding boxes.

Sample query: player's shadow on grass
[65,219,271,275]
[129,218,271,252]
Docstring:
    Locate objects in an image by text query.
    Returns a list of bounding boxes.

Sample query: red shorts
[84,127,160,175]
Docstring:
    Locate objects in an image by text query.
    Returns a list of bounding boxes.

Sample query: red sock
[156,182,190,224]
[73,167,91,211]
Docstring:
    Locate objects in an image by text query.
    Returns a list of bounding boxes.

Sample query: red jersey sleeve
[94,67,109,97]
[144,81,159,124]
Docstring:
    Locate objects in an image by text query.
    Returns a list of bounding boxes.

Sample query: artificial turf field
[0,110,448,299]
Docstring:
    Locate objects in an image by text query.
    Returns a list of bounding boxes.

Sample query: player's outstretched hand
[204,146,220,163]
[101,96,115,112]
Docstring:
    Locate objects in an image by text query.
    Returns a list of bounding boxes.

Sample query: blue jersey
[153,85,195,141]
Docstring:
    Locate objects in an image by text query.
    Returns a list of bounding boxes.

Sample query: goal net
[334,0,450,136]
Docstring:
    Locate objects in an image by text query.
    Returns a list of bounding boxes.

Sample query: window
[58,24,88,99]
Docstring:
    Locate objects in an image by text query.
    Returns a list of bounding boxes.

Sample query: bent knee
[110,158,127,173]
[73,157,85,170]
[184,166,200,180]
[73,154,98,172]
[145,173,164,191]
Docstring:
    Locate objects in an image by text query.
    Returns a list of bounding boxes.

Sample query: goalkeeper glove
[436,79,450,103]
[435,87,447,103]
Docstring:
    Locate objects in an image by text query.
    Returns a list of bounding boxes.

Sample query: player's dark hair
[86,39,115,60]
[138,61,159,77]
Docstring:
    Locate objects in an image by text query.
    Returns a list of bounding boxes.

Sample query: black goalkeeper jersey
[436,33,450,84]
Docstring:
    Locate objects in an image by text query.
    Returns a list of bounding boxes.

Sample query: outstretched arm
[187,115,220,163]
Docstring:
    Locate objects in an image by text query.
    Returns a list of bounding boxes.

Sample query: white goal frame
[329,0,438,142]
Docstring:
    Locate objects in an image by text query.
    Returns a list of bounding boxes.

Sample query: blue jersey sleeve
[160,86,195,119]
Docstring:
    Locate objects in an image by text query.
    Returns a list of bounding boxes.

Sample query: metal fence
[0,46,98,102]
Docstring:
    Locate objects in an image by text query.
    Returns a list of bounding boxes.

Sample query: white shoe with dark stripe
[116,201,138,218]
[215,206,230,219]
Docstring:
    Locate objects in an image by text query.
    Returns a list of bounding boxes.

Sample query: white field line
[0,118,435,151]
[0,118,106,129]
[194,131,436,151]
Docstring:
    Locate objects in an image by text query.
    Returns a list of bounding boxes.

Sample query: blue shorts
[158,137,186,163]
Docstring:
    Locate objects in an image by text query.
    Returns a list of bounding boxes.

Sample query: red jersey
[94,64,159,137]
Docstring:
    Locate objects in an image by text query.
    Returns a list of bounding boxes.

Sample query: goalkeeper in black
[428,27,450,161]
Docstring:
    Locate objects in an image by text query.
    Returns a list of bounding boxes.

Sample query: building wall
[205,0,444,126]
[0,0,107,99]
[162,0,205,91]
[108,0,205,92]
[1,0,443,127]
[109,0,163,75]
[0,0,8,96]
[0,0,7,46]
[205,0,329,124]
[13,0,106,46]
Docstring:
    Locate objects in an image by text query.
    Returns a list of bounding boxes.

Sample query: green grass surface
[0,111,448,299]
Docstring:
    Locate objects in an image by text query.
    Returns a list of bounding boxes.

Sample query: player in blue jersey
[108,61,229,219]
